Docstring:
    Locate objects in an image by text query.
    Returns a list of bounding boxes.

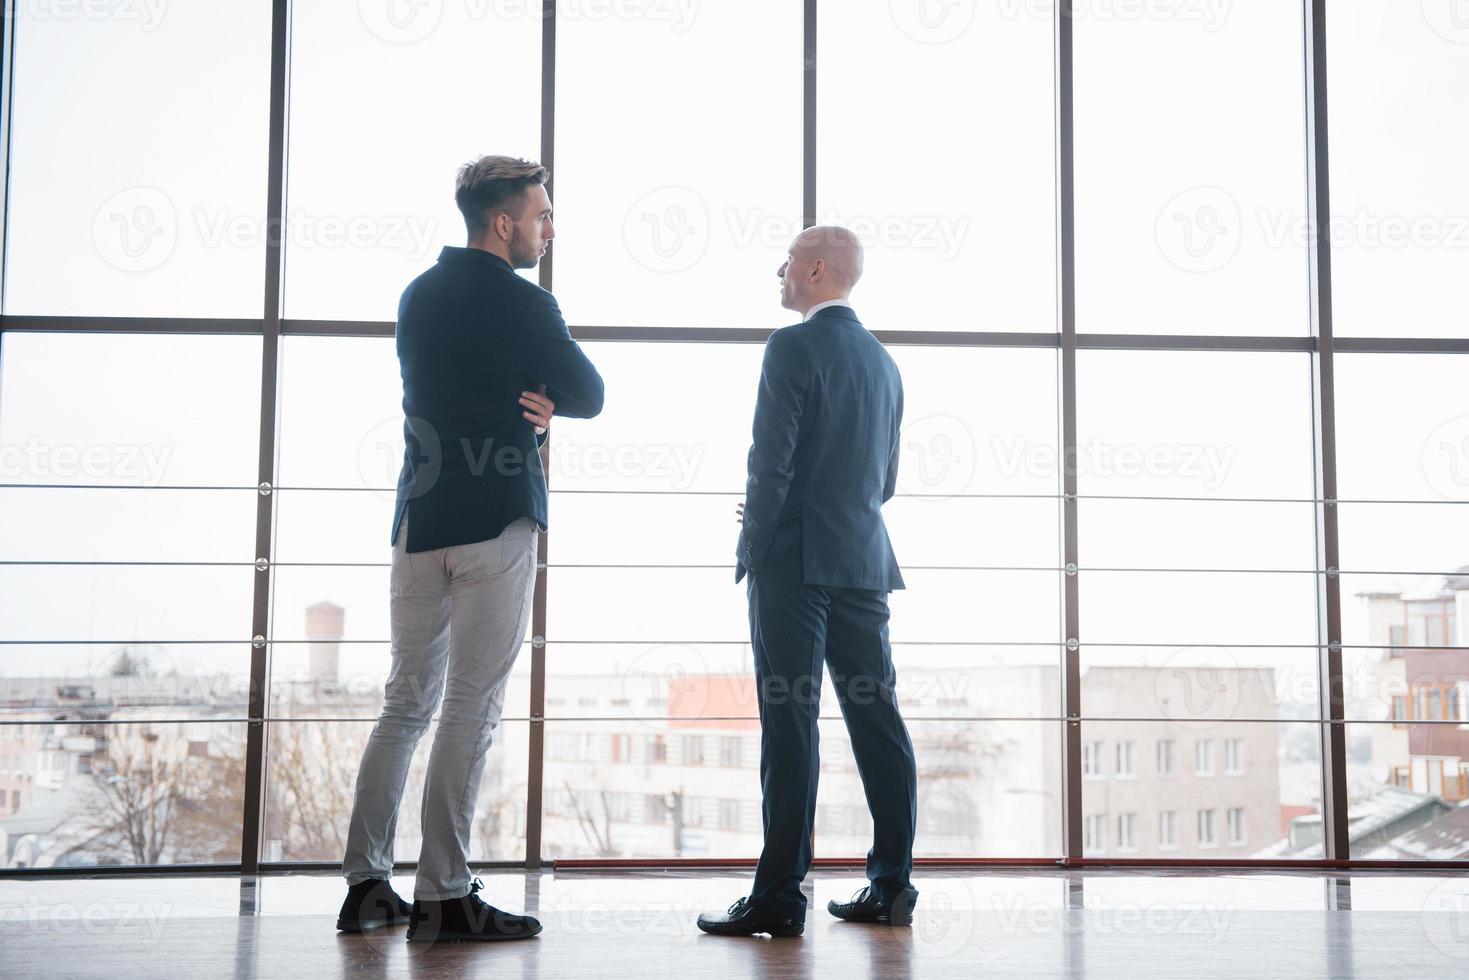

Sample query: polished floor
[1,867,1467,978]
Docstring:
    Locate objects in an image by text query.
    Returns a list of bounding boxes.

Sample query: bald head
[777,224,865,316]
[793,225,864,291]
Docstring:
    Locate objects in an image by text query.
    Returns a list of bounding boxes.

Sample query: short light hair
[454,155,550,236]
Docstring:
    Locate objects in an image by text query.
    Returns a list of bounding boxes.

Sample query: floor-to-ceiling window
[0,0,1465,872]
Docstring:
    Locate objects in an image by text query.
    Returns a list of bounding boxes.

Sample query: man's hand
[520,385,555,435]
[734,500,744,524]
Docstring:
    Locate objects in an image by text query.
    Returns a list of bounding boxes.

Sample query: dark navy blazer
[736,304,904,592]
[390,246,604,553]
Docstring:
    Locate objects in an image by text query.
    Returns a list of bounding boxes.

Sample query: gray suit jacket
[736,305,905,592]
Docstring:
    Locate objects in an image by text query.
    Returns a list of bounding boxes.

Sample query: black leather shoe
[336,878,412,932]
[406,878,543,943]
[827,885,918,926]
[696,897,804,937]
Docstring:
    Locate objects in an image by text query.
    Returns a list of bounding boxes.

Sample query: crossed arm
[512,288,607,439]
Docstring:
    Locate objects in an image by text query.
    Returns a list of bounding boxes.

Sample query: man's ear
[809,258,824,282]
[494,212,513,242]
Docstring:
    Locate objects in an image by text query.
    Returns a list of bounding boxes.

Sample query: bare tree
[266,722,369,861]
[170,747,246,862]
[86,729,189,864]
[79,725,244,865]
[563,781,616,856]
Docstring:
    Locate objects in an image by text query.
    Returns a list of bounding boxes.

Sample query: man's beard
[508,228,541,270]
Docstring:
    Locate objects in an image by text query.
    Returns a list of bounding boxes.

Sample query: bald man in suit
[698,226,919,938]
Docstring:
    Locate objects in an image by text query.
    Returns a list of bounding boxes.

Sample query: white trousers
[342,509,537,900]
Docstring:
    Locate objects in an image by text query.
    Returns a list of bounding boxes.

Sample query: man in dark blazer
[337,156,603,943]
[697,226,919,938]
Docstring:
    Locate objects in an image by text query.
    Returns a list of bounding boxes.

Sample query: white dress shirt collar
[803,298,854,321]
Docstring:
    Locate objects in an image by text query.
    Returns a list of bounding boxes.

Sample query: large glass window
[284,4,541,321]
[0,334,262,740]
[1077,349,1324,860]
[1327,4,1469,338]
[818,2,1055,332]
[552,0,802,329]
[1074,2,1308,335]
[1334,352,1469,661]
[1334,354,1469,859]
[1076,350,1317,648]
[540,341,1062,858]
[1081,721,1320,859]
[3,2,1466,871]
[4,4,271,317]
[0,721,248,868]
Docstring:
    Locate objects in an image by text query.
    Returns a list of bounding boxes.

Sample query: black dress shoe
[696,897,804,937]
[336,878,412,932]
[406,878,543,943]
[827,885,919,926]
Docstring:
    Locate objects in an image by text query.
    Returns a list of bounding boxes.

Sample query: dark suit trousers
[746,557,918,918]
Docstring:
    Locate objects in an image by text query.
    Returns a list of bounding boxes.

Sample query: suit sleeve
[518,289,606,419]
[883,379,903,503]
[738,329,807,572]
